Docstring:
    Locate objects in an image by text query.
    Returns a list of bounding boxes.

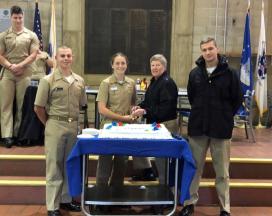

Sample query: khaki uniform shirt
[96,74,136,123]
[34,68,87,119]
[0,27,39,78]
[31,51,49,80]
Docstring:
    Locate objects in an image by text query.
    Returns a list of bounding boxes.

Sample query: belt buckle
[68,117,73,122]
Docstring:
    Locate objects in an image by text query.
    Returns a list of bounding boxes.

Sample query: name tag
[110,86,118,91]
[56,87,63,91]
[52,87,63,93]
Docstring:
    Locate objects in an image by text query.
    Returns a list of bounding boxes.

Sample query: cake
[98,122,173,140]
[82,128,99,136]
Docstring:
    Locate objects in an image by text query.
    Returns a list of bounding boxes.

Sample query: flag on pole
[48,0,57,61]
[240,6,253,95]
[255,1,267,117]
[33,1,43,50]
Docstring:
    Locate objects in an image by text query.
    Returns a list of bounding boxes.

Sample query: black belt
[49,115,78,122]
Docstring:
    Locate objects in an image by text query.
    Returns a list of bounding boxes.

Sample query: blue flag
[33,2,43,50]
[240,12,253,95]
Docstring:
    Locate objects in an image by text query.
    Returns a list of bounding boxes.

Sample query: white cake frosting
[82,128,99,136]
[98,123,173,139]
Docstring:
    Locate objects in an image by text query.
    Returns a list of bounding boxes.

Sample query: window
[85,0,172,75]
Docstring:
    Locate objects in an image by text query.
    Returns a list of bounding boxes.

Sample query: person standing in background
[34,46,86,216]
[17,48,53,146]
[31,49,53,81]
[0,5,39,148]
[179,38,243,216]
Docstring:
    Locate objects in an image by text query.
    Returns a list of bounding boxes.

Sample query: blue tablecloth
[66,137,196,204]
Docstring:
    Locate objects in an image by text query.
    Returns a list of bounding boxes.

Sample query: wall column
[62,0,84,77]
[170,0,194,88]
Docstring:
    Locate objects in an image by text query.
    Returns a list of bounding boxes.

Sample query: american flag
[33,2,43,50]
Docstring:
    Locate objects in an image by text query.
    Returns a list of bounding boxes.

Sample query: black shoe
[220,210,230,216]
[132,168,156,181]
[2,137,14,148]
[179,204,194,216]
[47,210,61,216]
[60,201,81,212]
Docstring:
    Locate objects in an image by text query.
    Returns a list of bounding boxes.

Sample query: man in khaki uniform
[0,5,39,148]
[16,50,53,146]
[31,50,53,81]
[34,46,86,216]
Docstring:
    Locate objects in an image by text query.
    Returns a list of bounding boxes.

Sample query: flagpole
[255,0,267,127]
[256,0,263,129]
[48,0,57,71]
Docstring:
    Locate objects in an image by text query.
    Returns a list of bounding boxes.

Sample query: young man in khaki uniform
[0,5,39,148]
[31,50,53,80]
[34,46,87,216]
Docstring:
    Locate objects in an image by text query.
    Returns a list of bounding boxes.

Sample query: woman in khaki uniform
[0,6,39,148]
[96,52,135,186]
[96,52,156,188]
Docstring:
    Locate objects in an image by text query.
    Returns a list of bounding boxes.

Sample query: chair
[265,91,272,128]
[177,96,191,135]
[80,105,89,129]
[235,90,256,142]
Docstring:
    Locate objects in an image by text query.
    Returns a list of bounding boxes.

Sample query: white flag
[48,0,57,71]
[255,1,267,117]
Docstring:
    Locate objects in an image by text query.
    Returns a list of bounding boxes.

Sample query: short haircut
[110,52,129,66]
[150,54,167,68]
[200,37,217,48]
[57,45,72,53]
[10,6,23,15]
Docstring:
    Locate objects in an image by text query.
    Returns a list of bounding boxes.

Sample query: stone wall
[192,0,270,67]
[0,0,63,54]
[1,0,272,125]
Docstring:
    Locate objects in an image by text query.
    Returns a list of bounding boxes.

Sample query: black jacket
[140,72,178,123]
[187,55,243,139]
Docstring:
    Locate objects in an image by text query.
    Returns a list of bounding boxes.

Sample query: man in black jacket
[179,38,243,216]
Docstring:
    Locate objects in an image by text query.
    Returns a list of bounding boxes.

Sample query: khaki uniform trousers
[45,119,77,211]
[132,157,152,169]
[96,118,128,186]
[156,118,178,184]
[0,76,30,137]
[185,136,230,213]
[96,155,128,186]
